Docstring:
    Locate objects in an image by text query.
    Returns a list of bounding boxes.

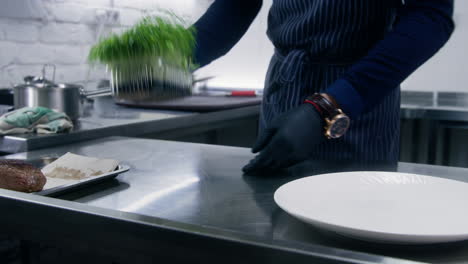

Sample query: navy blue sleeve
[193,0,263,67]
[327,0,455,119]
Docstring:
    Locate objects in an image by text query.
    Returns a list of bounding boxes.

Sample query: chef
[194,0,454,173]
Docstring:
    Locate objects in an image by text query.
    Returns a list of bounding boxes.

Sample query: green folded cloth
[0,107,73,135]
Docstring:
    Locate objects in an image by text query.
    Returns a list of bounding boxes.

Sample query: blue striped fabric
[261,0,401,161]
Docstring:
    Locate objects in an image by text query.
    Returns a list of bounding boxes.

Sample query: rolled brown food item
[0,160,47,193]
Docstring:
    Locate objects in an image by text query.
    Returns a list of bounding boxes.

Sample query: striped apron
[261,0,401,161]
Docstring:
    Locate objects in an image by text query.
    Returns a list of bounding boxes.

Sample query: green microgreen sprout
[88,12,197,71]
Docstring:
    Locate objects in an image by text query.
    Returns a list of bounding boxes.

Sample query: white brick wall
[0,42,18,67]
[0,0,46,20]
[0,0,204,88]
[1,19,41,43]
[39,24,95,44]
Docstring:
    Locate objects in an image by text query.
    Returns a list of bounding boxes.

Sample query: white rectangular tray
[34,165,130,197]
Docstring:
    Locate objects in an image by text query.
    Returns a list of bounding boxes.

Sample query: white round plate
[274,171,468,244]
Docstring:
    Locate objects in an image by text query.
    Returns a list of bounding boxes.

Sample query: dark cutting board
[116,95,262,112]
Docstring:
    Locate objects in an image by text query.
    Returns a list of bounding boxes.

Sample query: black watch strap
[305,93,341,120]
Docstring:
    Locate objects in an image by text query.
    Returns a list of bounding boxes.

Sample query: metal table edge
[0,188,419,264]
[0,105,260,153]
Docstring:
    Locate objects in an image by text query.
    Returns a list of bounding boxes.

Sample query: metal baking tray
[34,164,130,197]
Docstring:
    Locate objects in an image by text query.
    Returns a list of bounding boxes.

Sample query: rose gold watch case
[324,110,351,139]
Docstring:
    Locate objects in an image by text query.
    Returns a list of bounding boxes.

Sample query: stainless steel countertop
[401,91,468,121]
[2,137,468,263]
[0,96,259,153]
[0,91,468,153]
[1,90,468,154]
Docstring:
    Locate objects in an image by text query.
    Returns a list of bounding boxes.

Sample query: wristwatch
[304,93,351,139]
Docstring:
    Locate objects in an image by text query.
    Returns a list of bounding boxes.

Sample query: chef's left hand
[242,103,325,174]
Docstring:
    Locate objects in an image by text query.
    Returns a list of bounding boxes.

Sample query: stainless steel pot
[13,64,111,121]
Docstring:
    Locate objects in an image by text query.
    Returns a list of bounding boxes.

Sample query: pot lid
[16,64,82,90]
[23,75,58,88]
[17,76,81,90]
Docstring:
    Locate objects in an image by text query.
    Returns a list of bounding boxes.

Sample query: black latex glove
[243,103,325,174]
